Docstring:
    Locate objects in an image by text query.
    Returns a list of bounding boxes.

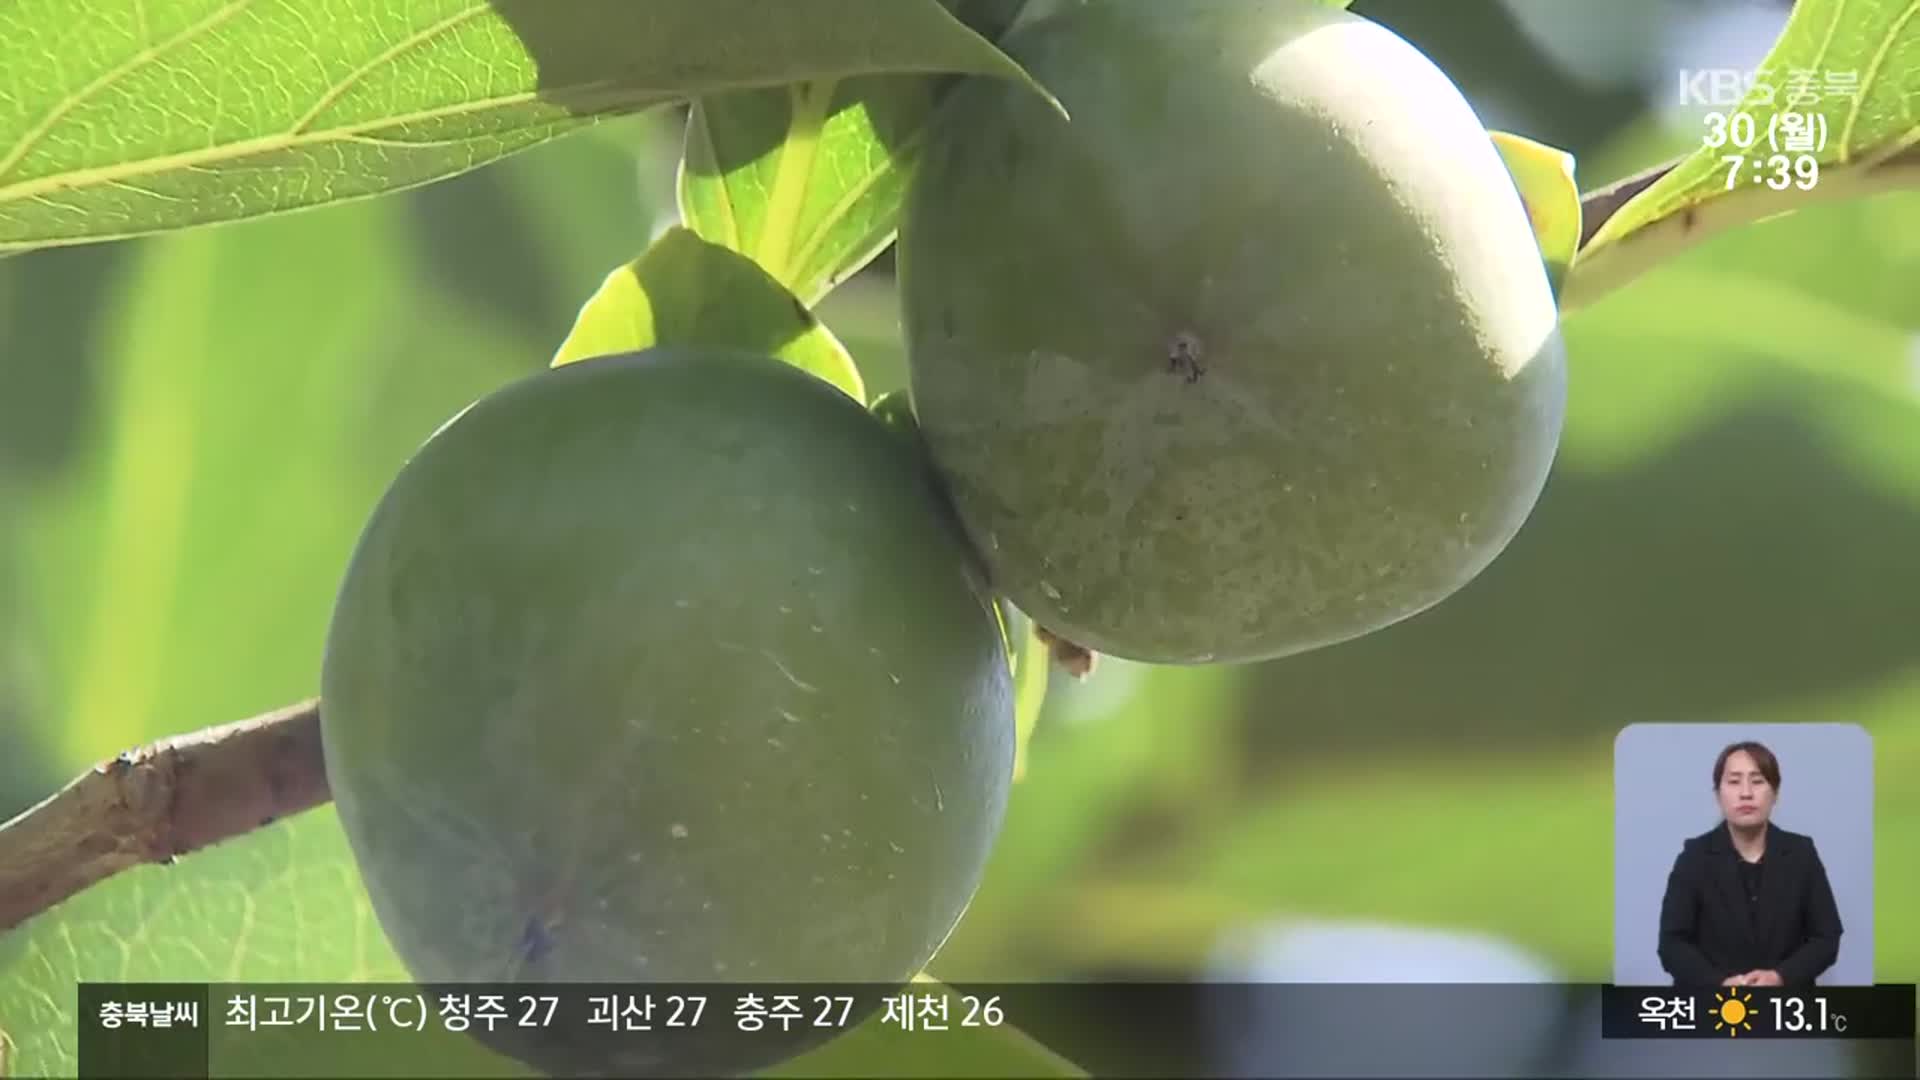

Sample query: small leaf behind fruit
[1564,0,1920,310]
[553,227,865,404]
[682,77,940,307]
[1489,131,1580,299]
[0,0,1043,252]
[1004,602,1050,783]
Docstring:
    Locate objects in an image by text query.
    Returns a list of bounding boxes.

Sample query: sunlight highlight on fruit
[899,0,1567,665]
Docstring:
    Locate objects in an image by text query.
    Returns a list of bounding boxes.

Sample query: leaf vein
[286,2,491,136]
[755,81,833,288]
[686,105,742,249]
[0,0,257,182]
[105,177,184,203]
[1809,0,1848,74]
[22,945,63,1018]
[0,87,632,208]
[1840,0,1920,158]
[787,125,926,287]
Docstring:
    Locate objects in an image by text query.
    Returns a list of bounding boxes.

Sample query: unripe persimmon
[321,349,1014,1076]
[899,0,1567,664]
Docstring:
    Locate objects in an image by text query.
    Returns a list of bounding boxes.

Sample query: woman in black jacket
[1657,741,1844,988]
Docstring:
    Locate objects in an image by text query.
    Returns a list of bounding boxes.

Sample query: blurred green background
[2,0,1916,1076]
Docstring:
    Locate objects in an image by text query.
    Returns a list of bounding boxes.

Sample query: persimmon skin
[321,349,1013,1076]
[899,0,1567,664]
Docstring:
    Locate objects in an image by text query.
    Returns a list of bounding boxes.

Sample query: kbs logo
[1676,68,1860,108]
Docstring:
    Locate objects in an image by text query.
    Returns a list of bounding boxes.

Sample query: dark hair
[1713,741,1781,790]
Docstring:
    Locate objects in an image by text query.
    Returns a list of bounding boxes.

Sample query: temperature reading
[1770,995,1848,1034]
[1603,984,1911,1041]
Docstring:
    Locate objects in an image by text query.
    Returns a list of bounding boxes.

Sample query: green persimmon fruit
[898,0,1568,664]
[320,349,1014,1076]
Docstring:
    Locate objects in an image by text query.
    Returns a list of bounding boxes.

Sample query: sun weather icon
[1710,987,1756,1036]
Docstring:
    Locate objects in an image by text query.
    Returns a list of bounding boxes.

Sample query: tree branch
[0,698,328,932]
[1561,140,1920,312]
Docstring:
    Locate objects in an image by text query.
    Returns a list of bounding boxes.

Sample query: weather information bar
[1599,983,1916,1039]
[77,981,1920,1079]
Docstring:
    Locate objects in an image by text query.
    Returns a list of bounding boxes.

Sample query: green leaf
[1489,130,1580,299]
[0,0,1042,252]
[0,810,532,1077]
[1564,0,1920,310]
[681,77,936,306]
[1006,604,1049,783]
[765,975,1087,1078]
[552,226,865,403]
